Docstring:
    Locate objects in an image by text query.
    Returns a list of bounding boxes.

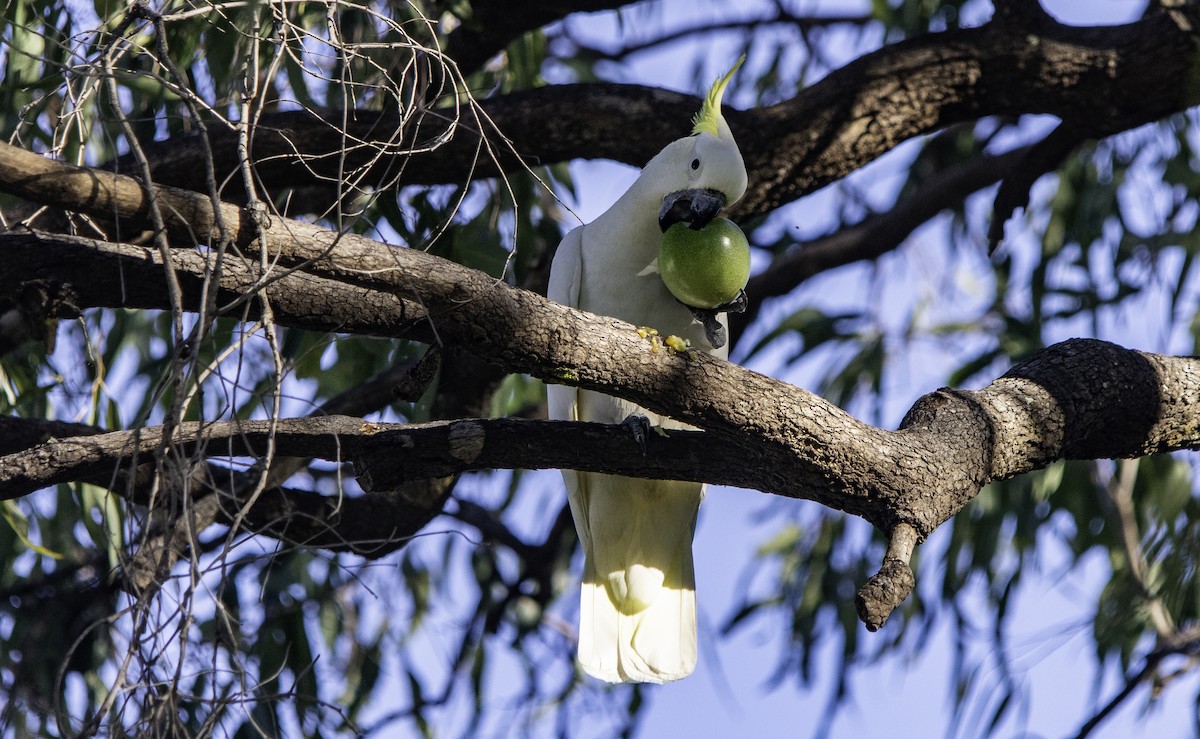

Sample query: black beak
[658,188,726,232]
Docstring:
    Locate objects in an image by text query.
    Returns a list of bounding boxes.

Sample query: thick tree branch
[0,416,721,499]
[0,230,434,341]
[4,341,1198,512]
[96,9,1200,222]
[2,333,1198,624]
[734,10,1198,218]
[0,416,103,455]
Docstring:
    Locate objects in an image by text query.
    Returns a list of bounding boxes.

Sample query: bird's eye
[690,158,700,171]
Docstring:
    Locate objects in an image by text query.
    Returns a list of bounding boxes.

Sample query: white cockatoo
[546,58,748,684]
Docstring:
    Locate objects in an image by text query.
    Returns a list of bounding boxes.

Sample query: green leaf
[75,482,122,569]
[0,500,61,559]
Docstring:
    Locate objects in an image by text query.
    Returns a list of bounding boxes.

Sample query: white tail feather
[578,559,697,683]
[568,471,702,683]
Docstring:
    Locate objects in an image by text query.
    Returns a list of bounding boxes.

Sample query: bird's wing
[547,225,584,309]
[546,226,589,550]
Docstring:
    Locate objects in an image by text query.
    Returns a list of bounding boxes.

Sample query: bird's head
[655,56,748,232]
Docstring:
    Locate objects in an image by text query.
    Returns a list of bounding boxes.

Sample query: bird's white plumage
[547,85,746,684]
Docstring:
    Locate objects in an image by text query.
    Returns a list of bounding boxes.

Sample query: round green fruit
[658,217,750,309]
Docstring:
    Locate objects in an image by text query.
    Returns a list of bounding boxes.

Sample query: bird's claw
[720,289,748,315]
[687,307,728,349]
[681,290,748,350]
[621,414,653,455]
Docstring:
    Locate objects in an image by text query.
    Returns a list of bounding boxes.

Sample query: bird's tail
[568,472,702,683]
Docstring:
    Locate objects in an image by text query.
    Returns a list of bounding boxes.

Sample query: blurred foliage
[1,0,1198,737]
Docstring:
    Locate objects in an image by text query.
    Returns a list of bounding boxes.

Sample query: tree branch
[0,416,717,499]
[0,416,104,455]
[4,342,1198,515]
[1074,624,1200,739]
[0,230,434,345]
[732,10,1198,218]
[91,9,1200,222]
[4,335,1200,626]
[987,122,1091,250]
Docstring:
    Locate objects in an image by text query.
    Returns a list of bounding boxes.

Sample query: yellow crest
[691,55,745,137]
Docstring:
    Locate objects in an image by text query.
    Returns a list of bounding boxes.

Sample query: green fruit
[658,218,750,309]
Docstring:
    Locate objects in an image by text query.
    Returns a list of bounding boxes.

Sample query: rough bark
[5,342,1198,514]
[0,229,434,341]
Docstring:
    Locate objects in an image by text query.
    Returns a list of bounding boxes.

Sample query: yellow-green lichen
[551,367,579,383]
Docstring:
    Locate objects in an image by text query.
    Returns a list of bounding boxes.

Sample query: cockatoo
[546,58,748,684]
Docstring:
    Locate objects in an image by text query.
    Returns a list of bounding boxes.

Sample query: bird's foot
[687,307,728,349]
[621,414,654,455]
[720,289,748,314]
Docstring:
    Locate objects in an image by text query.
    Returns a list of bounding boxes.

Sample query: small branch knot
[856,559,915,631]
[856,523,919,631]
